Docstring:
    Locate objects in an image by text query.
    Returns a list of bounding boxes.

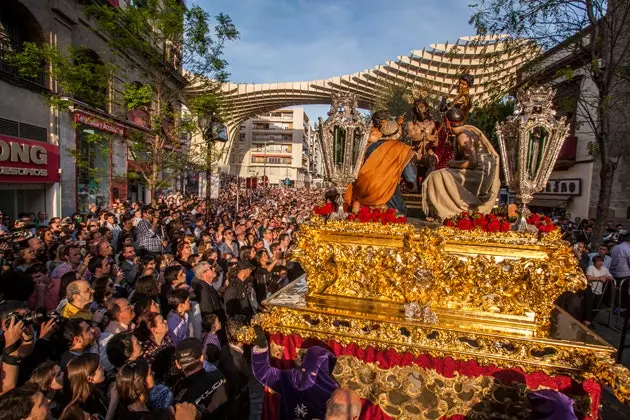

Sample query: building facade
[0,0,184,217]
[517,29,630,221]
[226,108,324,187]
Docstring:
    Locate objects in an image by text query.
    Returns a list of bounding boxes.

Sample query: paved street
[592,312,630,419]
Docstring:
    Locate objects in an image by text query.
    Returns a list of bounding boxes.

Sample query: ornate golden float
[251,88,630,419]
[254,218,630,418]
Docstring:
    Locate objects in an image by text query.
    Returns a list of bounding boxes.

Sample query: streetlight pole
[263,138,267,189]
[198,113,214,215]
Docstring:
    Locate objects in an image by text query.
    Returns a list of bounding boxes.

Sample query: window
[0,0,46,86]
[239,132,246,141]
[73,49,108,110]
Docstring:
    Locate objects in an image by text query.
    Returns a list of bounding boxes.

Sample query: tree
[467,98,515,152]
[470,0,630,243]
[11,0,238,205]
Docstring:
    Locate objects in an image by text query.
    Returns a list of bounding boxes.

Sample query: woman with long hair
[41,228,56,250]
[27,361,64,417]
[130,275,160,305]
[115,359,154,419]
[134,313,173,367]
[253,249,277,304]
[134,315,176,397]
[61,353,107,419]
[133,296,160,324]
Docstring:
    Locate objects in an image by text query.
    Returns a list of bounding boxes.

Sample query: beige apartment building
[226,108,324,188]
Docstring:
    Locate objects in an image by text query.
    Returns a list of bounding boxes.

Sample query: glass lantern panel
[526,126,548,178]
[333,126,346,166]
[352,129,363,165]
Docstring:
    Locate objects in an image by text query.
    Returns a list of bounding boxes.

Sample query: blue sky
[197,0,476,121]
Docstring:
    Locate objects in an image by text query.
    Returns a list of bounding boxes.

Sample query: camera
[4,309,60,329]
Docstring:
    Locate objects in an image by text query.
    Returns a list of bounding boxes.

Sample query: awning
[529,197,570,208]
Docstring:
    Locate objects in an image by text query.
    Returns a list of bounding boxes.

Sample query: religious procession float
[250,84,630,419]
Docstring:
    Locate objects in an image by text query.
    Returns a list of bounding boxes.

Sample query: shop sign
[0,135,60,183]
[539,178,581,196]
[74,111,125,136]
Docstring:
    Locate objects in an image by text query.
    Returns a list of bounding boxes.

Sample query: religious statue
[422,107,500,220]
[344,120,416,214]
[439,73,474,121]
[367,110,390,144]
[406,99,439,188]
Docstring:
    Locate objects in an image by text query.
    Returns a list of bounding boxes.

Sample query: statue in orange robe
[344,121,416,214]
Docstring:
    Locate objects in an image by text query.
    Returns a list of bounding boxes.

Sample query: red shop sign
[0,135,60,183]
[74,111,125,136]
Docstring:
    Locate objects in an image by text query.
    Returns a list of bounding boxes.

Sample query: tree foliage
[371,79,443,121]
[470,0,630,241]
[468,98,515,150]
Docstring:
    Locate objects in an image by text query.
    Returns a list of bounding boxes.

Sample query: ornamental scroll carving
[294,219,586,326]
[332,355,592,420]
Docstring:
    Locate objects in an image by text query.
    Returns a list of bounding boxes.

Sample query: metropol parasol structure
[187,35,538,165]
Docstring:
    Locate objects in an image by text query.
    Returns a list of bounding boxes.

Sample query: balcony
[252,134,292,142]
[554,135,577,170]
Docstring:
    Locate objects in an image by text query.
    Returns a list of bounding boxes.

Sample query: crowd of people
[557,216,630,327]
[0,184,368,420]
[0,177,628,419]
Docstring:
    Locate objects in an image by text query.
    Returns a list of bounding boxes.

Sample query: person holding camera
[135,207,165,257]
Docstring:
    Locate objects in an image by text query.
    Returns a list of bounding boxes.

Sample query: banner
[0,135,60,183]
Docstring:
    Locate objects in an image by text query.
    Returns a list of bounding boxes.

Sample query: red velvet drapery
[262,333,601,420]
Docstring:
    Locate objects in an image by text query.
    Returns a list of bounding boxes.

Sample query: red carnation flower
[500,221,511,232]
[443,219,454,227]
[528,213,541,224]
[457,218,473,230]
[487,220,501,232]
[347,214,356,221]
[473,217,484,227]
[358,212,371,223]
[358,206,371,217]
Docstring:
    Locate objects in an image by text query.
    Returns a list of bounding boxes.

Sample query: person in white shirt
[588,245,611,269]
[583,255,614,327]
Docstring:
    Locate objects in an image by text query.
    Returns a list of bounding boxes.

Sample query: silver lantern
[317,92,370,218]
[496,86,571,231]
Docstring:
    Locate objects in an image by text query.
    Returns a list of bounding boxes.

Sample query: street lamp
[198,113,228,214]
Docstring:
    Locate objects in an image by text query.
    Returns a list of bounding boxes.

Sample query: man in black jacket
[192,262,224,318]
[192,262,227,344]
[223,260,256,321]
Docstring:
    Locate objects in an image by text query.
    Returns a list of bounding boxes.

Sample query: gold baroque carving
[295,219,586,326]
[252,307,612,378]
[332,355,591,420]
